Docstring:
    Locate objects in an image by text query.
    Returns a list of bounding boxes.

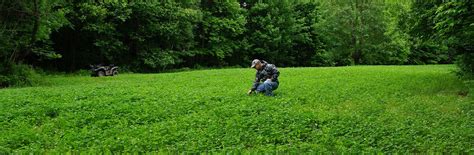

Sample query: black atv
[90,64,119,77]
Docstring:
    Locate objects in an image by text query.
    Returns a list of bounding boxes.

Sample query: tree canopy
[0,0,472,87]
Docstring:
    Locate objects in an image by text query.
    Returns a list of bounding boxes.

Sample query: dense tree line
[0,0,472,87]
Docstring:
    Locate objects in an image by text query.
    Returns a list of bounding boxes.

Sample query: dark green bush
[0,63,39,88]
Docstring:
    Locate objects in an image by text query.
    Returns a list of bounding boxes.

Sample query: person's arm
[248,74,261,95]
[251,73,261,91]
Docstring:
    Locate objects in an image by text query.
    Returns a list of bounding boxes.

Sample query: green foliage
[316,1,410,66]
[246,1,324,67]
[197,1,247,66]
[0,0,67,87]
[0,63,39,88]
[434,1,474,78]
[246,2,291,65]
[294,2,326,66]
[2,0,473,87]
[0,0,67,63]
[0,65,471,152]
[399,1,451,65]
[51,1,202,72]
[124,2,202,71]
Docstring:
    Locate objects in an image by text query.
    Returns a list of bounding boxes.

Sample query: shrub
[0,63,40,88]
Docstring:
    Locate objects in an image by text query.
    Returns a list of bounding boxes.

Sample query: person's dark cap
[251,59,261,68]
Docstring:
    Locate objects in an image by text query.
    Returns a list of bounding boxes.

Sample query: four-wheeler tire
[98,70,105,77]
[112,70,118,76]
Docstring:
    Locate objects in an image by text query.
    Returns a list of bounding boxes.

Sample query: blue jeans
[256,80,279,96]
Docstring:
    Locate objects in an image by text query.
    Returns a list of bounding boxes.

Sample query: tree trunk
[23,0,41,62]
[350,2,358,65]
[355,2,364,65]
[351,2,362,65]
[31,0,40,45]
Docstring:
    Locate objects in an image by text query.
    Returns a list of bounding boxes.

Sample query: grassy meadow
[0,65,472,153]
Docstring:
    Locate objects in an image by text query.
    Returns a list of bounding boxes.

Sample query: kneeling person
[247,59,280,96]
